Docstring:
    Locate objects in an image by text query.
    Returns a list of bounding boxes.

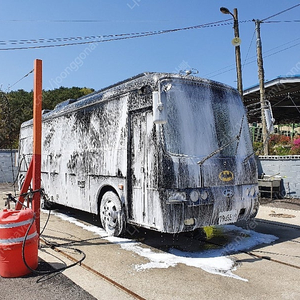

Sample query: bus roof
[21,72,237,127]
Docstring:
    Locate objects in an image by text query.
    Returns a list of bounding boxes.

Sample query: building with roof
[244,75,300,124]
[243,76,300,199]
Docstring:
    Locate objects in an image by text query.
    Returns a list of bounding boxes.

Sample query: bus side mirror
[153,91,167,124]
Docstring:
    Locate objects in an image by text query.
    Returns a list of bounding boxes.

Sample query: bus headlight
[190,190,199,202]
[200,190,208,200]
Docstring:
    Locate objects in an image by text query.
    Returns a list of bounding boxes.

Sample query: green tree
[0,86,94,149]
[43,86,94,110]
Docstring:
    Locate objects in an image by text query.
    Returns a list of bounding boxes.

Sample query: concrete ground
[0,183,299,300]
[0,183,97,300]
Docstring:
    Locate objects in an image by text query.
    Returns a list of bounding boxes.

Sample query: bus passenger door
[129,111,150,225]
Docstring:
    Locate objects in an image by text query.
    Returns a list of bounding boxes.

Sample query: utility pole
[233,8,243,100]
[254,20,268,155]
[220,7,243,100]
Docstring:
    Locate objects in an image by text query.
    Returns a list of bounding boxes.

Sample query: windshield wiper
[197,115,245,166]
[242,151,254,164]
[197,136,238,165]
[234,115,245,155]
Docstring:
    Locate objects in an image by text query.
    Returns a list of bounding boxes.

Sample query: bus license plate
[218,210,238,225]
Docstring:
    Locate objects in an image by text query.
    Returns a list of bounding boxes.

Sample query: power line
[1,5,299,51]
[0,19,233,46]
[0,18,247,51]
[0,19,168,23]
[263,40,300,59]
[242,29,256,70]
[206,35,300,79]
[264,20,300,23]
[2,14,297,51]
[262,3,300,22]
[7,69,34,91]
[3,18,300,24]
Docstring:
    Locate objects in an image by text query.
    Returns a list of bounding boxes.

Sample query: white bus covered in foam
[18,73,259,236]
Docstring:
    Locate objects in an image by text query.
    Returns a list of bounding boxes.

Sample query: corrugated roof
[244,76,300,123]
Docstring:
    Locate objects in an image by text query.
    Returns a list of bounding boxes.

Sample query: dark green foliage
[0,87,94,149]
[42,87,94,110]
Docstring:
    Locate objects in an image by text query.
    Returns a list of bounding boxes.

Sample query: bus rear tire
[99,191,126,237]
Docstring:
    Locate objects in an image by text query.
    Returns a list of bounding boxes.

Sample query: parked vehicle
[18,73,259,236]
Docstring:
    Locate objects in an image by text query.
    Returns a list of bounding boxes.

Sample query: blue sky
[1,0,300,92]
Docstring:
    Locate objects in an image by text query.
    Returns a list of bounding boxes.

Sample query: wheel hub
[102,200,118,229]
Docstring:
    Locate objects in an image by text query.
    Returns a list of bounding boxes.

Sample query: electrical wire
[262,40,300,59]
[261,3,300,22]
[264,20,300,23]
[242,29,256,70]
[206,36,300,79]
[0,18,243,51]
[0,18,234,45]
[0,4,299,52]
[7,69,34,91]
[206,4,300,79]
[0,19,168,23]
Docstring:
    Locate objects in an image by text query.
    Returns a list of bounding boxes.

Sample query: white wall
[257,155,300,198]
[0,150,18,183]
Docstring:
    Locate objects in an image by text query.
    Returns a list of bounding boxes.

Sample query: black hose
[40,208,51,236]
[22,212,86,276]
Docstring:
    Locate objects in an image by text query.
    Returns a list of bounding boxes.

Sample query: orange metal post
[32,59,42,236]
[16,59,42,237]
[15,160,33,210]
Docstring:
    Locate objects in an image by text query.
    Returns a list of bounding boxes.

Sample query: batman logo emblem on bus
[219,170,234,182]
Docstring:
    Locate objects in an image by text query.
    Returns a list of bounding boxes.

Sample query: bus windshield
[161,79,253,159]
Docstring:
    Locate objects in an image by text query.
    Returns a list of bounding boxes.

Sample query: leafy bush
[269,134,290,146]
[291,137,300,155]
[268,134,300,155]
[253,141,263,155]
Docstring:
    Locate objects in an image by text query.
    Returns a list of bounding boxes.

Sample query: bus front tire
[99,191,126,237]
